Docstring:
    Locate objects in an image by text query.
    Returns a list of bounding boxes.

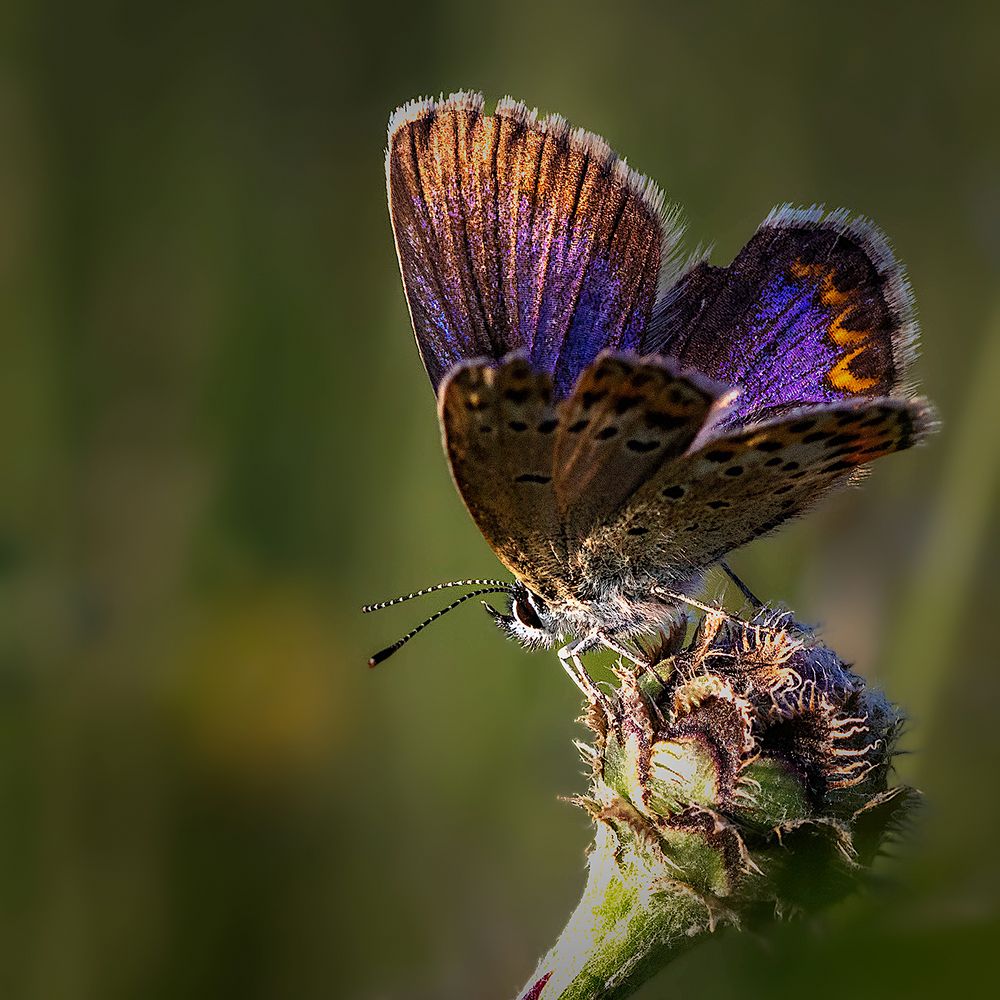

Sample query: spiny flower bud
[519,607,914,1000]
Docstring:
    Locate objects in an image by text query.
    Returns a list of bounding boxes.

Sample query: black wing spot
[536,418,558,434]
[826,433,860,447]
[515,473,552,484]
[479,425,493,434]
[789,419,817,432]
[596,426,619,440]
[836,411,866,426]
[774,484,794,495]
[646,410,686,430]
[582,390,607,409]
[465,398,488,412]
[568,418,590,433]
[860,413,889,428]
[707,500,731,509]
[823,460,856,473]
[755,439,783,452]
[662,485,685,499]
[614,395,643,415]
[724,465,744,477]
[803,430,834,443]
[705,449,736,463]
[764,456,783,467]
[782,461,800,472]
[862,439,894,454]
[504,387,531,403]
[626,439,660,453]
[626,526,649,536]
[508,420,528,432]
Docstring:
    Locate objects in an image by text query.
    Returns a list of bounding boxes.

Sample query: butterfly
[366,91,935,692]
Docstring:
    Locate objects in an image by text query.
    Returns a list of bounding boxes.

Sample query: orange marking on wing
[790,259,875,393]
[828,344,879,393]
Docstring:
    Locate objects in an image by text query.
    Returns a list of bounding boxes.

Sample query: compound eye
[512,595,543,631]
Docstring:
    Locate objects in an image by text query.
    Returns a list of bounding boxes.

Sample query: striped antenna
[368,587,509,667]
[362,579,510,614]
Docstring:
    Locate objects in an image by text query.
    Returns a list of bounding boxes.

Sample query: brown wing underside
[441,354,936,603]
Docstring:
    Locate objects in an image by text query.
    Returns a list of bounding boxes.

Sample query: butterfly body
[377,92,936,673]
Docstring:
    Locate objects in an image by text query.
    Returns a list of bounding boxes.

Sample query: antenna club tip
[368,646,396,667]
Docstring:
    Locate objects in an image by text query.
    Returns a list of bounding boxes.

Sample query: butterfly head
[484,581,561,651]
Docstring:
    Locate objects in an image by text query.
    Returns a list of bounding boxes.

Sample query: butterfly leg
[720,561,763,609]
[557,638,603,704]
[597,634,650,669]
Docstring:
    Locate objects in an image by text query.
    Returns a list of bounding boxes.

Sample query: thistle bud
[519,608,914,1000]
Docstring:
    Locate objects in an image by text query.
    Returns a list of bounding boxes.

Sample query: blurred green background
[1,1,998,997]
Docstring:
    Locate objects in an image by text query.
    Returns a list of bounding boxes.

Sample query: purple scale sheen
[532,216,592,375]
[714,273,841,426]
[516,192,543,355]
[552,254,626,397]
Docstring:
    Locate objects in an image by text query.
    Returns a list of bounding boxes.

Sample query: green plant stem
[514,607,913,1000]
[519,824,713,1000]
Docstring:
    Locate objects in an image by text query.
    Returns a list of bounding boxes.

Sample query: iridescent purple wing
[386,92,678,398]
[641,207,919,428]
